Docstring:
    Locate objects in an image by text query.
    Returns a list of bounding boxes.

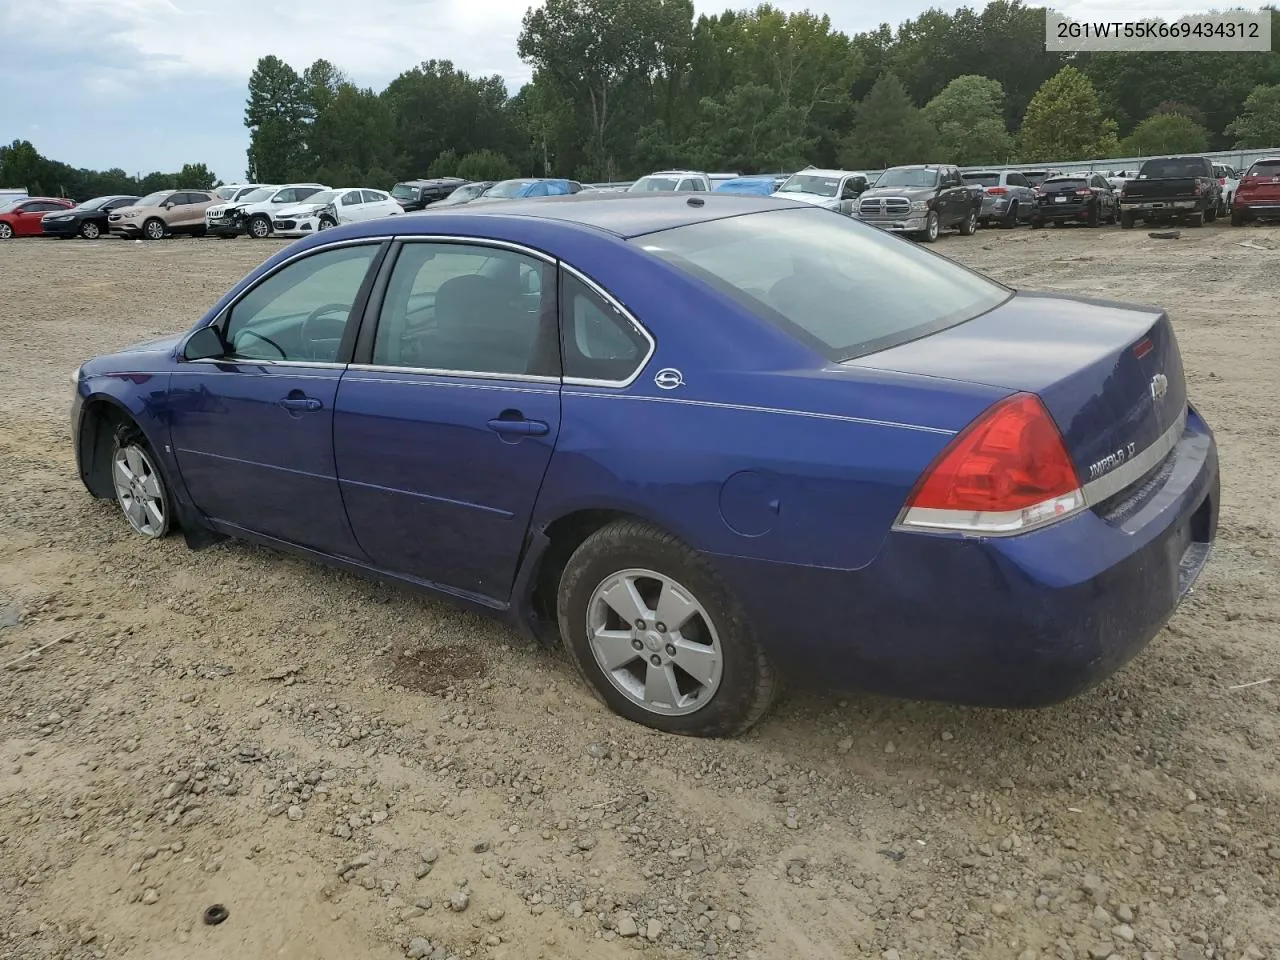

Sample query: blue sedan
[71,193,1219,737]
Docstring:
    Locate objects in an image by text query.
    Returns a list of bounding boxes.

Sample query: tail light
[1075,188,1093,197]
[1193,181,1204,194]
[987,186,1007,195]
[895,393,1084,536]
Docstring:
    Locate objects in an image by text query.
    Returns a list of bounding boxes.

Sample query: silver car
[963,170,1037,229]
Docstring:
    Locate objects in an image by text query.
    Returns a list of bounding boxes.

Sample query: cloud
[0,0,941,184]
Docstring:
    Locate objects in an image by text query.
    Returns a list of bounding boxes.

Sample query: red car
[1232,157,1280,225]
[0,197,75,239]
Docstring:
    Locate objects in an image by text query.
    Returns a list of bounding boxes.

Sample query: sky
[0,0,1226,184]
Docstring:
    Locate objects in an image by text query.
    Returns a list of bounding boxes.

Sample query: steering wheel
[235,329,287,359]
[300,303,351,360]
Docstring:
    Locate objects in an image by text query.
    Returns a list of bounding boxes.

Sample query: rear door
[16,201,59,235]
[337,190,364,223]
[334,239,562,602]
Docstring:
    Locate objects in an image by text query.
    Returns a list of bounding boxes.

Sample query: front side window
[636,207,1010,362]
[223,244,380,363]
[561,273,650,383]
[341,190,363,205]
[371,242,556,377]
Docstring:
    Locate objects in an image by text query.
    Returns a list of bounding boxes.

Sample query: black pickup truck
[1118,156,1221,228]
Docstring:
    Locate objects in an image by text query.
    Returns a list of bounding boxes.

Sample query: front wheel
[80,220,101,240]
[556,520,777,737]
[958,208,977,236]
[110,425,173,539]
[248,215,272,239]
[921,210,940,242]
[317,216,337,230]
[143,218,165,240]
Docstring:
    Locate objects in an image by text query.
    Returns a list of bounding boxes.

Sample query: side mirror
[183,325,226,361]
[162,202,174,210]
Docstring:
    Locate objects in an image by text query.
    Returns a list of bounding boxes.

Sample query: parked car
[1021,169,1061,188]
[856,164,979,241]
[1106,169,1139,192]
[430,181,497,207]
[627,171,712,193]
[963,170,1036,228]
[0,196,75,239]
[67,193,1219,736]
[1231,157,1280,225]
[213,183,271,202]
[41,195,140,239]
[470,179,583,203]
[1031,173,1119,228]
[272,188,402,238]
[1118,156,1220,229]
[205,184,328,239]
[391,178,467,212]
[772,168,868,215]
[1213,163,1241,217]
[109,190,218,240]
[713,176,783,196]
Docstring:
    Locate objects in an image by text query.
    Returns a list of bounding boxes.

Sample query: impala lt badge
[1149,373,1169,402]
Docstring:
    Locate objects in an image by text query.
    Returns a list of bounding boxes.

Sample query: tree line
[5,1,1280,199]
[0,140,216,201]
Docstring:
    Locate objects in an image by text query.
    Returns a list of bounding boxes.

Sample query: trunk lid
[844,292,1187,486]
[1240,161,1280,202]
[1120,177,1201,202]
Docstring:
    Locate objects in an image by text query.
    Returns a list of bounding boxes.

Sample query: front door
[168,241,384,557]
[334,240,562,602]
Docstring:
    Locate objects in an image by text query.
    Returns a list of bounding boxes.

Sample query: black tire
[318,216,337,230]
[1030,217,1044,229]
[142,218,165,240]
[1086,202,1100,227]
[248,215,272,239]
[79,220,102,240]
[110,422,174,540]
[1187,209,1205,228]
[958,208,977,236]
[920,210,940,243]
[556,520,777,738]
[1120,211,1135,229]
[0,222,14,240]
[1000,202,1018,229]
[1204,204,1217,223]
[1231,209,1245,227]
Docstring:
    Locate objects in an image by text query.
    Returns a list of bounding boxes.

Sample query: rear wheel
[1120,211,1135,229]
[958,208,977,236]
[79,220,101,240]
[1030,217,1044,229]
[1187,209,1205,228]
[1086,202,1100,227]
[1000,202,1018,229]
[1231,209,1246,227]
[556,520,777,737]
[110,424,172,540]
[0,222,14,240]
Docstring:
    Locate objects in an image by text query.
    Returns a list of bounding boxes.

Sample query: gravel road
[1,224,1277,960]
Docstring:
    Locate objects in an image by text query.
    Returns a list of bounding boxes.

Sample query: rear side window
[362,190,387,203]
[1247,160,1280,176]
[561,273,650,383]
[636,207,1010,362]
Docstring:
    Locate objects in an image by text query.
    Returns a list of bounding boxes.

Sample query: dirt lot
[1,223,1278,960]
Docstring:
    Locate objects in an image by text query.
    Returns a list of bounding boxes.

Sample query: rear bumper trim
[1082,405,1188,506]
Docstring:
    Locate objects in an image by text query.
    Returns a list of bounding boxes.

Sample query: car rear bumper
[1119,199,1204,215]
[979,197,1012,218]
[710,405,1219,708]
[1234,201,1280,216]
[1034,201,1094,220]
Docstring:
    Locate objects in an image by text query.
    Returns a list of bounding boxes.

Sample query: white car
[213,183,273,202]
[772,167,870,215]
[271,188,402,238]
[627,170,711,192]
[1213,163,1241,216]
[205,183,328,239]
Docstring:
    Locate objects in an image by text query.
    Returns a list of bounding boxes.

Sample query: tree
[1121,113,1208,156]
[428,149,461,179]
[838,72,938,169]
[1226,84,1280,148]
[309,82,398,187]
[456,150,520,182]
[923,75,1014,165]
[178,163,217,189]
[1018,66,1120,161]
[681,83,814,172]
[244,55,307,181]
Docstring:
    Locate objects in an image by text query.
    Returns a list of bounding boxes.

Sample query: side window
[371,242,557,377]
[341,190,363,206]
[273,189,297,204]
[840,179,859,199]
[361,190,386,204]
[172,193,196,205]
[223,244,380,363]
[1010,173,1029,188]
[296,187,321,202]
[561,272,650,384]
[675,179,698,193]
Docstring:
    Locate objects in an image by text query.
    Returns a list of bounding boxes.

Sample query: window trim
[178,237,389,370]
[559,262,656,389]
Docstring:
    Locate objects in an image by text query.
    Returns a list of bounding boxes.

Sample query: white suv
[205,183,328,239]
[627,170,712,193]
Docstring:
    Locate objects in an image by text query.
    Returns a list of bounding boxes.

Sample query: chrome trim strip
[561,390,956,435]
[559,262,656,389]
[1081,405,1188,507]
[345,364,559,387]
[392,234,556,263]
[185,358,348,370]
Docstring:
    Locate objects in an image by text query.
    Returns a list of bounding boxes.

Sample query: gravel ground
[1,224,1278,960]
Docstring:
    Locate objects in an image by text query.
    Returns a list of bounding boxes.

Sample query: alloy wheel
[144,219,164,240]
[0,223,12,240]
[81,221,100,239]
[586,568,723,717]
[112,444,168,538]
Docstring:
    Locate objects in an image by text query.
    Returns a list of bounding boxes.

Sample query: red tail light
[987,186,1007,195]
[1075,188,1092,196]
[896,393,1084,535]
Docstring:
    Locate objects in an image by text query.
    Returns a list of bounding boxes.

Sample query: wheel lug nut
[649,655,661,666]
[665,644,676,656]
[634,619,645,630]
[632,639,643,651]
[655,622,667,633]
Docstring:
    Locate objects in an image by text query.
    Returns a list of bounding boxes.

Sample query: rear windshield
[628,176,681,192]
[634,207,1011,362]
[391,183,420,200]
[776,174,840,198]
[1246,159,1280,176]
[962,173,1000,186]
[1043,177,1086,188]
[1139,158,1209,178]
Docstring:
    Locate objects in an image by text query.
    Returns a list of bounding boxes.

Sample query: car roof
[369,192,800,240]
[789,168,862,177]
[645,170,706,177]
[399,177,465,185]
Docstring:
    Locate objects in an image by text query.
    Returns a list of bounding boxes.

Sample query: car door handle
[278,396,322,412]
[487,417,549,437]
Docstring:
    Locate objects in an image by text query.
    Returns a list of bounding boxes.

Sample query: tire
[1187,209,1205,228]
[79,220,101,240]
[958,208,977,236]
[1085,202,1100,227]
[1204,204,1217,223]
[248,215,272,239]
[1120,212,1135,229]
[556,520,777,737]
[142,218,165,240]
[110,423,173,540]
[1231,209,1245,227]
[921,210,940,243]
[0,222,12,240]
[1030,217,1044,230]
[1000,202,1018,229]
[317,216,337,231]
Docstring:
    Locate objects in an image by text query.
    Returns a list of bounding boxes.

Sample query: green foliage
[1018,67,1121,162]
[428,150,461,179]
[1226,84,1280,149]
[456,150,520,182]
[1121,113,1209,157]
[839,73,939,169]
[0,139,216,200]
[923,75,1015,165]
